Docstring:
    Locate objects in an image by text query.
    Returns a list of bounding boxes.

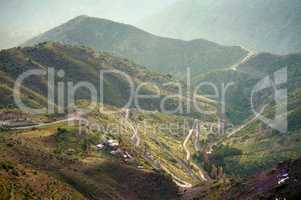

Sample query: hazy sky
[0,0,178,49]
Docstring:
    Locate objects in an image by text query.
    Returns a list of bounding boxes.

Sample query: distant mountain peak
[75,14,90,19]
[22,15,248,78]
[69,15,126,26]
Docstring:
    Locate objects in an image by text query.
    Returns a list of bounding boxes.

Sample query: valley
[1,2,301,199]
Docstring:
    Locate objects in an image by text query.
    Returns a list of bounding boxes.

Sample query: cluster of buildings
[96,139,133,160]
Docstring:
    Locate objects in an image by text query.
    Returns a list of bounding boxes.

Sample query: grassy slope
[0,121,178,200]
[0,103,218,199]
[84,104,211,184]
[0,42,220,198]
[203,88,301,177]
[183,156,301,200]
[0,42,215,118]
[197,52,301,125]
[190,53,301,178]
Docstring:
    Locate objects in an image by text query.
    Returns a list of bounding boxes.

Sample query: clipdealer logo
[251,67,287,133]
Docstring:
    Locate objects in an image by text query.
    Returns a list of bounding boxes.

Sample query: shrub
[1,160,15,171]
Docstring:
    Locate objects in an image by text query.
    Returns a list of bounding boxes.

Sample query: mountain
[192,53,301,178]
[0,42,219,121]
[22,15,248,79]
[0,108,180,200]
[0,42,168,110]
[0,42,162,110]
[0,0,178,49]
[139,0,301,54]
[0,43,215,199]
[198,52,301,125]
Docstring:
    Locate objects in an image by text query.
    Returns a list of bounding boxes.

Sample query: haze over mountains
[0,0,178,49]
[13,14,301,180]
[1,1,301,199]
[139,0,301,54]
[23,15,248,79]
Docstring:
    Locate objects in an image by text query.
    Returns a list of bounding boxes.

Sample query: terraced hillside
[203,88,301,177]
[0,42,219,199]
[0,102,219,199]
[0,42,216,119]
[192,53,301,178]
[197,52,301,125]
[0,123,178,200]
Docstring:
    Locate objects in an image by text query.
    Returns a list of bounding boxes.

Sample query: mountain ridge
[139,0,301,54]
[22,15,248,79]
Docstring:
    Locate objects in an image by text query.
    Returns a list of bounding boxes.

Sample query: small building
[96,139,119,151]
[107,139,119,148]
[96,144,105,150]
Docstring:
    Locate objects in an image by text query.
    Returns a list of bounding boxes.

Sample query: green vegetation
[0,119,179,200]
[0,14,301,199]
[198,52,301,125]
[23,15,247,79]
[0,43,214,119]
[54,127,102,158]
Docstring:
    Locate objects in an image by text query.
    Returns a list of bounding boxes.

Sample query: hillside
[0,119,178,200]
[1,2,301,199]
[0,42,160,110]
[22,15,248,78]
[0,42,218,117]
[0,43,218,198]
[139,0,301,54]
[187,52,301,180]
[183,156,301,200]
[198,52,301,125]
[0,102,216,199]
[202,88,301,177]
